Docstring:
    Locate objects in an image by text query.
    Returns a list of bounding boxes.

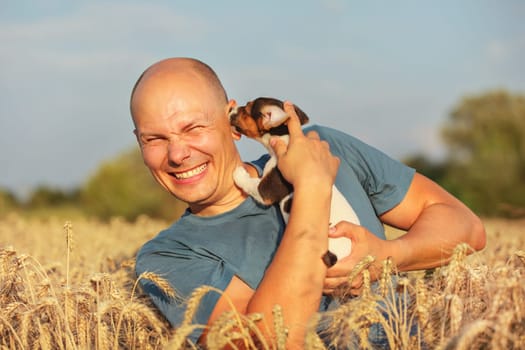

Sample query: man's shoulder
[304,124,357,143]
[134,221,193,277]
[305,124,366,154]
[136,223,178,258]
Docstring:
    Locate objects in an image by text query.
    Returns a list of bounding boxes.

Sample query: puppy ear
[292,105,310,125]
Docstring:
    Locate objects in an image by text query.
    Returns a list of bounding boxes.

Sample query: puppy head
[229,97,309,139]
[228,104,261,138]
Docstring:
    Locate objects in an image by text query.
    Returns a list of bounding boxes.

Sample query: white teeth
[174,164,207,179]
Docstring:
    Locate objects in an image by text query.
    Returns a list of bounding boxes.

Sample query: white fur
[328,186,358,259]
[234,132,359,262]
[233,166,266,204]
[260,105,290,129]
[233,133,284,203]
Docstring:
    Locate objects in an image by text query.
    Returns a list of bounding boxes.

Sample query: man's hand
[248,101,342,348]
[269,101,340,189]
[323,172,487,296]
[323,221,393,295]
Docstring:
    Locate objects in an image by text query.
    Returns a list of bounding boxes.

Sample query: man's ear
[227,99,237,114]
[227,100,242,140]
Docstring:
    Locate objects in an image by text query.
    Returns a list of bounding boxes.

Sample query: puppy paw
[328,237,352,261]
[322,251,338,267]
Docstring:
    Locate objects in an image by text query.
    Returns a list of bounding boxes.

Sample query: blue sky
[1,0,524,198]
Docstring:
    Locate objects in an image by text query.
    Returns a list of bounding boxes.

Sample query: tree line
[405,89,525,217]
[0,150,188,221]
[2,89,524,220]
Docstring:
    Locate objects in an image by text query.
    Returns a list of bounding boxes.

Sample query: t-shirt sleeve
[312,125,416,215]
[135,237,234,343]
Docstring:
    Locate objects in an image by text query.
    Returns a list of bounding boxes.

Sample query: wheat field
[0,212,524,349]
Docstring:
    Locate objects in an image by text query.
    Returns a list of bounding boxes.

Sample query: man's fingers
[323,277,362,296]
[283,101,303,138]
[269,137,287,159]
[328,220,364,239]
[324,276,347,289]
[305,130,321,141]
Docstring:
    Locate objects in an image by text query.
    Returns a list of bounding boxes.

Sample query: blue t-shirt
[135,125,415,343]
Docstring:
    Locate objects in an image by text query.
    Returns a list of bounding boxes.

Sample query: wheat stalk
[447,294,463,335]
[273,304,287,350]
[133,271,179,302]
[452,319,492,350]
[2,215,525,349]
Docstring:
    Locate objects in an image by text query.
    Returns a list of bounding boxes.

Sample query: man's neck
[189,162,258,217]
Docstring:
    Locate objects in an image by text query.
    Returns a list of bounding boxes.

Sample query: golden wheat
[1,213,524,349]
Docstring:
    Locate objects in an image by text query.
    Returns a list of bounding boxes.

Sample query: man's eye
[189,125,204,132]
[142,137,164,145]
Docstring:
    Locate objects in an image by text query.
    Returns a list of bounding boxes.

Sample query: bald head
[130,57,228,123]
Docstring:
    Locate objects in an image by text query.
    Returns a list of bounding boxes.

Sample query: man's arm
[203,102,339,349]
[380,172,486,269]
[324,172,486,293]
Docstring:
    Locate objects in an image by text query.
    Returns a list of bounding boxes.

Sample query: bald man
[130,57,486,348]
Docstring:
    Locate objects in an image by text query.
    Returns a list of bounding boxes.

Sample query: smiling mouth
[173,163,208,180]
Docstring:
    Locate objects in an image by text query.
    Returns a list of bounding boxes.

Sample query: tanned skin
[130,58,487,349]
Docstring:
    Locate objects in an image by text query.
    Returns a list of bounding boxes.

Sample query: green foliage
[25,186,80,208]
[440,90,525,217]
[81,148,187,221]
[403,155,447,184]
[0,188,19,215]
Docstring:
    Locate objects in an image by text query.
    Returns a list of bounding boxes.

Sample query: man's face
[131,70,241,215]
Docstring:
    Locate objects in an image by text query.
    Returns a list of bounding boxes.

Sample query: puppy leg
[233,166,266,204]
[326,185,358,264]
[258,167,293,205]
[278,193,293,223]
[330,185,360,226]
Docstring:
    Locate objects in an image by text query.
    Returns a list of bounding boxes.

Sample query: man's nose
[167,139,190,166]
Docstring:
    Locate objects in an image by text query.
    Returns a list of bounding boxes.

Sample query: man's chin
[169,189,211,206]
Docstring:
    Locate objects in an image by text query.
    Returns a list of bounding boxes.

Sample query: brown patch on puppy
[322,251,338,268]
[230,105,263,138]
[258,167,293,204]
[230,97,309,138]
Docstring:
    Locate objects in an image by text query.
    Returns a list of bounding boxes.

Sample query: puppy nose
[229,106,239,121]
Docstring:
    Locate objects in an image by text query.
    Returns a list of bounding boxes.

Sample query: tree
[441,90,525,216]
[0,188,18,215]
[81,148,187,221]
[403,154,447,184]
[25,186,80,208]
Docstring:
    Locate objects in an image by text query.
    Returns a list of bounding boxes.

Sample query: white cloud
[486,34,525,64]
[1,1,524,195]
[487,40,510,62]
[0,2,208,46]
[320,0,347,13]
[0,2,214,193]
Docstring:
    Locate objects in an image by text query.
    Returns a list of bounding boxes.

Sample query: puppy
[229,97,359,267]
